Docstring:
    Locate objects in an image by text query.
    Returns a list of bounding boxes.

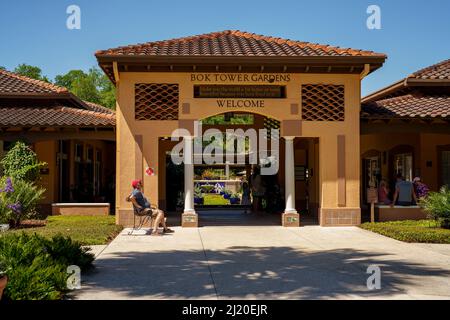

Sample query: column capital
[283,136,296,141]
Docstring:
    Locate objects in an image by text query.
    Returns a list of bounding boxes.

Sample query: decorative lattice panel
[263,117,280,139]
[301,84,345,121]
[135,83,179,120]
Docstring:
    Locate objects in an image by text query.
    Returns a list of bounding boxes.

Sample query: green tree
[54,67,115,109]
[14,64,50,82]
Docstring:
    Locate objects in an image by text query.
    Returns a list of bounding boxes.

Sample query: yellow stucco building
[95,30,387,227]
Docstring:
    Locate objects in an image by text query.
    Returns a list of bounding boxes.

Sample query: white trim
[52,203,110,207]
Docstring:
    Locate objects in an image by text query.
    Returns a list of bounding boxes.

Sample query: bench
[52,203,110,216]
[375,205,427,222]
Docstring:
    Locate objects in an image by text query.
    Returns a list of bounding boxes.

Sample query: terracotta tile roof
[0,69,68,95]
[410,59,450,80]
[96,30,386,58]
[361,92,450,119]
[0,105,115,127]
[83,101,115,114]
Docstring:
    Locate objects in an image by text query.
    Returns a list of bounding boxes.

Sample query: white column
[184,136,195,213]
[284,137,297,213]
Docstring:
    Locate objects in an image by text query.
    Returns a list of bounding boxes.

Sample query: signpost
[367,187,378,222]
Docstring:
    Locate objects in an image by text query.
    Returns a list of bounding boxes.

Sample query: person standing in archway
[250,166,265,214]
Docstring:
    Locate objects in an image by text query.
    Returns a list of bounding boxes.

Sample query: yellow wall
[116,72,362,225]
[34,140,57,204]
[419,133,450,191]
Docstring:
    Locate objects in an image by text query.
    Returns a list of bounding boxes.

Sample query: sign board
[194,85,286,99]
[367,187,378,204]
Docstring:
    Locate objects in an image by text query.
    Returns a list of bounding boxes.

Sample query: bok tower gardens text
[190,73,291,83]
[191,73,290,108]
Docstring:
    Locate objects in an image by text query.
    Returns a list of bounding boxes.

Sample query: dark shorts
[136,207,159,217]
[397,201,413,206]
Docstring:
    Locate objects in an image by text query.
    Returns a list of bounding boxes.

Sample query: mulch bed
[16,219,47,229]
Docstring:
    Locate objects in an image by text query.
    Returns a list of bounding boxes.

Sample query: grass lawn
[203,194,230,205]
[5,215,123,245]
[360,220,450,244]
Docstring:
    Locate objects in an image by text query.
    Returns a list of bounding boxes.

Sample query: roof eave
[362,79,407,104]
[0,92,91,110]
[406,78,450,86]
[96,54,386,66]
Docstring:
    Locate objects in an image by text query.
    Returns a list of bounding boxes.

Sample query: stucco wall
[116,72,362,226]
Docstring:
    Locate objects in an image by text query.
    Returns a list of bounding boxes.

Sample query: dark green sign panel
[194,85,286,99]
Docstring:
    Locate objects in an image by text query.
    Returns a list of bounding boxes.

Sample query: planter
[230,197,240,205]
[194,197,204,205]
[0,276,7,300]
[0,224,10,232]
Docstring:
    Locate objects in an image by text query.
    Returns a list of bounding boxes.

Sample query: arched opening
[161,111,319,226]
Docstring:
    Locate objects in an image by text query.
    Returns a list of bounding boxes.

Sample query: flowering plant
[0,177,45,227]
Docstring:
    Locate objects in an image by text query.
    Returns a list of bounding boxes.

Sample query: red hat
[131,179,141,188]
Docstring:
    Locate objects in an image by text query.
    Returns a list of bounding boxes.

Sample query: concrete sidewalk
[75,226,450,300]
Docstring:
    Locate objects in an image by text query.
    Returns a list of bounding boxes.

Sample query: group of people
[240,166,284,214]
[377,174,430,206]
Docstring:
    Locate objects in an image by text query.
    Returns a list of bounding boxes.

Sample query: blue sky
[0,0,449,96]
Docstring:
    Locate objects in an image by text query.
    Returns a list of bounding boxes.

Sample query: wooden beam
[113,61,120,83]
[360,63,370,79]
[0,130,115,142]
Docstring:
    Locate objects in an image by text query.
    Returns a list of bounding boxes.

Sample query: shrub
[0,177,45,227]
[194,186,204,199]
[201,168,220,180]
[0,233,94,300]
[360,220,450,243]
[420,186,450,227]
[0,141,46,182]
[201,184,215,193]
[230,193,240,199]
[0,259,8,278]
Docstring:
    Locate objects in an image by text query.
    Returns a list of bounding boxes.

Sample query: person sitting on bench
[391,174,417,207]
[129,179,174,236]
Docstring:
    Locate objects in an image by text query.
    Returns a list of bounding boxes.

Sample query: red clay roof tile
[361,92,450,119]
[0,69,68,95]
[96,30,386,58]
[0,105,115,127]
[410,59,450,80]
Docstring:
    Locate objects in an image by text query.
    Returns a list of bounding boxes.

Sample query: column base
[182,211,198,228]
[282,212,300,227]
[319,208,361,226]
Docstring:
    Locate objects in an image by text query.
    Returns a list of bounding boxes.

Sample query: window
[86,147,94,164]
[94,150,102,196]
[75,144,83,162]
[394,153,413,181]
[441,150,450,188]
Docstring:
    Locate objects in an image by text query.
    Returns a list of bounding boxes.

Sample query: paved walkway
[75,225,450,300]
